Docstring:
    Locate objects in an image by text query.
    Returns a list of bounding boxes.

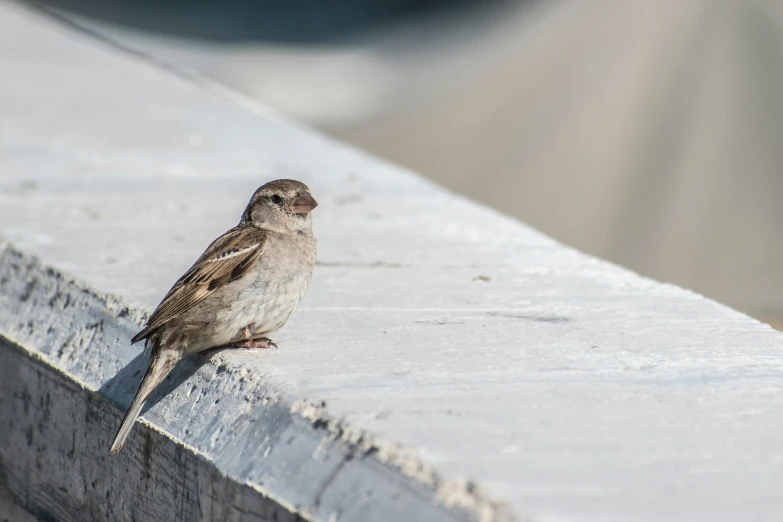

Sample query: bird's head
[241,179,318,233]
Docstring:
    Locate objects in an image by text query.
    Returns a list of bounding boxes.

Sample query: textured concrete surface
[51,0,783,328]
[2,1,783,521]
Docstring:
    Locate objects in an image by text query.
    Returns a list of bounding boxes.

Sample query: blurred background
[36,0,783,328]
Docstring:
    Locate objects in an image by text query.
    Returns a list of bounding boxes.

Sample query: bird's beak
[292,193,318,214]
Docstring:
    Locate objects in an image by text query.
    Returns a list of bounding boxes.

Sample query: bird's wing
[131,226,268,343]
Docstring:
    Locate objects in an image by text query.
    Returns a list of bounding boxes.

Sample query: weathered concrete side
[2,1,783,521]
[0,482,36,522]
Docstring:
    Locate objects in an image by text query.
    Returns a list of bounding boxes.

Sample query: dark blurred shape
[36,0,479,42]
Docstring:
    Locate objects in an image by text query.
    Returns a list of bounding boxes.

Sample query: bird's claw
[240,337,277,349]
[209,337,278,351]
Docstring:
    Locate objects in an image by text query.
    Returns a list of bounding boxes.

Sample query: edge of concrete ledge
[0,239,519,521]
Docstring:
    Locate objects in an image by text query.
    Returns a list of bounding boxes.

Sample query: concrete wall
[2,2,783,521]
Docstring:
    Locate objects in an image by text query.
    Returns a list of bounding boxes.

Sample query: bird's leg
[236,326,277,349]
[245,337,278,349]
[210,327,278,350]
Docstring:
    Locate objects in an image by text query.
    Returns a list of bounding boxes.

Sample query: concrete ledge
[3,1,783,521]
[0,242,492,521]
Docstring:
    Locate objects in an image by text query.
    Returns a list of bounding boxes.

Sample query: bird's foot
[237,337,278,349]
[209,337,277,351]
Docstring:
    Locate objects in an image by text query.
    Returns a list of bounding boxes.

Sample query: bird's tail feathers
[109,345,179,455]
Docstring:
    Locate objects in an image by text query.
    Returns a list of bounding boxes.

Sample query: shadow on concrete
[99,348,220,416]
[33,0,481,43]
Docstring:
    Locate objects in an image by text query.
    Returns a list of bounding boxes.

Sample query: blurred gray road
[39,0,783,326]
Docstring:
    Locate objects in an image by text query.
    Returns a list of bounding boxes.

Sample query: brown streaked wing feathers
[131,226,267,344]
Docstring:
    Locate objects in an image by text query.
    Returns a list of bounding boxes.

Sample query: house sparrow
[109,179,318,455]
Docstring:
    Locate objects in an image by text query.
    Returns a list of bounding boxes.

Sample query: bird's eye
[270,194,283,205]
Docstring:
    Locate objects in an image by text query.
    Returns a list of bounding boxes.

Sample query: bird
[109,179,318,455]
